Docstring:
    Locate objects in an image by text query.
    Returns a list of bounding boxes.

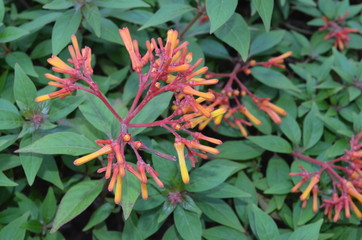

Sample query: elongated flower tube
[74,145,113,166]
[174,142,189,183]
[300,175,320,201]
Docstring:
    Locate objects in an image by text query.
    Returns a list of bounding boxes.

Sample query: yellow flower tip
[183,86,214,101]
[300,175,320,201]
[185,52,193,63]
[213,114,223,126]
[190,142,219,155]
[141,183,148,200]
[240,106,262,126]
[71,35,81,57]
[166,29,179,51]
[47,56,73,71]
[350,198,362,218]
[35,95,51,103]
[114,175,123,204]
[174,142,189,183]
[73,145,112,166]
[249,60,256,66]
[347,181,362,203]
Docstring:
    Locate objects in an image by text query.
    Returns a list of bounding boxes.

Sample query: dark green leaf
[279,115,301,144]
[51,180,104,232]
[288,219,323,240]
[250,30,285,56]
[20,134,43,185]
[40,188,57,223]
[43,0,74,9]
[0,110,23,129]
[83,3,101,37]
[37,156,64,189]
[252,67,300,92]
[17,132,98,156]
[174,206,202,240]
[248,135,292,153]
[203,226,248,240]
[7,53,38,77]
[95,0,149,9]
[200,182,250,198]
[0,27,29,43]
[215,13,250,61]
[254,0,274,31]
[248,204,279,240]
[0,171,18,187]
[121,170,141,220]
[303,104,324,150]
[0,213,29,240]
[83,202,113,231]
[217,140,263,160]
[140,4,194,30]
[206,0,238,33]
[14,64,38,110]
[52,10,82,55]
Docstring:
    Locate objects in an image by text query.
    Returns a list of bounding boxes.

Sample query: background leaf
[206,0,238,33]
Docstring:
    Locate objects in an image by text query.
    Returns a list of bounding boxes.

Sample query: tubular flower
[174,142,189,184]
[300,175,320,201]
[256,98,287,124]
[119,28,143,72]
[256,51,293,69]
[319,12,359,50]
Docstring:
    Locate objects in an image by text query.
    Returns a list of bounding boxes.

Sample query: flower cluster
[36,28,223,203]
[197,52,290,137]
[290,133,362,221]
[318,12,359,50]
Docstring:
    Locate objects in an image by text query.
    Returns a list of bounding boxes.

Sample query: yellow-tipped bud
[300,175,320,201]
[35,95,51,102]
[167,64,190,72]
[240,106,261,125]
[141,183,148,200]
[183,86,215,100]
[174,142,189,183]
[74,145,112,166]
[347,181,362,204]
[114,175,123,204]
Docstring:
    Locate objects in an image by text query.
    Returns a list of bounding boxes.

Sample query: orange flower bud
[141,183,148,200]
[114,175,123,204]
[174,142,189,183]
[300,175,320,201]
[346,181,362,204]
[74,145,112,166]
[183,86,215,100]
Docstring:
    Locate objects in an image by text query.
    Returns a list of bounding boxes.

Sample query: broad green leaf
[95,0,149,9]
[217,140,263,160]
[43,0,74,9]
[52,10,82,55]
[250,30,285,56]
[0,110,23,129]
[14,64,38,110]
[200,182,250,199]
[17,132,98,156]
[7,53,38,77]
[139,4,194,30]
[203,226,248,240]
[83,3,101,37]
[40,188,57,223]
[129,92,173,135]
[288,219,323,240]
[51,180,104,232]
[22,220,43,234]
[37,156,64,189]
[121,170,141,220]
[83,202,113,231]
[196,197,244,232]
[0,27,29,43]
[248,135,292,153]
[20,12,62,32]
[251,67,300,93]
[78,91,120,138]
[254,0,274,31]
[186,160,240,192]
[93,229,123,240]
[0,0,4,22]
[20,134,43,185]
[206,0,238,33]
[248,204,279,240]
[100,18,123,44]
[0,134,18,152]
[0,154,21,171]
[48,95,84,122]
[0,171,17,187]
[174,206,202,240]
[199,38,230,60]
[303,104,323,150]
[215,13,250,61]
[279,115,301,144]
[0,212,29,240]
[31,40,52,59]
[265,157,292,194]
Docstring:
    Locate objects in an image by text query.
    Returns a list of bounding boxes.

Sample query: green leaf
[248,135,292,153]
[174,206,202,240]
[0,134,17,152]
[0,0,4,22]
[139,4,194,30]
[7,52,38,77]
[121,170,141,220]
[51,180,104,233]
[199,39,230,59]
[0,212,29,240]
[217,140,263,160]
[196,197,244,232]
[254,0,274,31]
[95,0,149,9]
[303,104,324,150]
[22,220,43,234]
[186,160,240,192]
[40,188,57,223]
[279,115,301,144]
[83,202,113,231]
[250,30,285,56]
[206,0,238,33]
[0,154,21,171]
[37,156,64,189]
[265,157,292,194]
[78,91,120,138]
[129,92,173,135]
[100,18,123,44]
[200,182,250,198]
[248,204,279,240]
[203,226,248,240]
[215,13,250,61]
[0,171,18,187]
[20,134,43,186]
[14,64,38,110]
[43,0,74,9]
[83,3,101,37]
[0,27,29,43]
[52,10,82,55]
[288,219,323,240]
[48,95,84,122]
[0,110,23,129]
[251,67,300,92]
[17,132,98,156]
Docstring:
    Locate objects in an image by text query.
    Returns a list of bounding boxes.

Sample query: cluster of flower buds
[36,28,223,203]
[192,52,291,137]
[318,12,359,50]
[290,133,362,221]
[35,36,93,102]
